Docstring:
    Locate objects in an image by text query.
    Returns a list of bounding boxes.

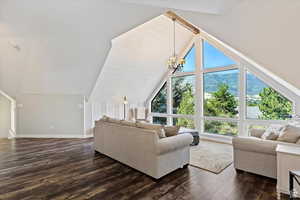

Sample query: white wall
[0,94,11,138]
[0,0,164,138]
[90,15,193,104]
[16,94,85,138]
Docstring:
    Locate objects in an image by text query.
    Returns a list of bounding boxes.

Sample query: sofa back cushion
[250,128,265,138]
[136,122,166,138]
[277,125,300,143]
[119,120,136,127]
[164,126,180,137]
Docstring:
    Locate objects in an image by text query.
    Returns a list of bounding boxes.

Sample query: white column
[194,35,203,133]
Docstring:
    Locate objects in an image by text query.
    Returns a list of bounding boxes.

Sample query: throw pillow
[157,128,167,139]
[101,115,109,121]
[277,125,300,143]
[261,125,284,140]
[261,129,279,140]
[164,126,180,137]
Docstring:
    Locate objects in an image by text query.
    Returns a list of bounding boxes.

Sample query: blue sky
[178,41,236,72]
[203,41,236,69]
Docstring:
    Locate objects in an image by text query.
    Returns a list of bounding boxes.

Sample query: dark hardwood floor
[0,138,289,200]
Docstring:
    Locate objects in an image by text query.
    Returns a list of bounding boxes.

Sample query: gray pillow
[277,125,300,143]
[261,125,284,140]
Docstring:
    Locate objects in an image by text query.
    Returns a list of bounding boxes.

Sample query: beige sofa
[94,120,193,179]
[232,129,300,179]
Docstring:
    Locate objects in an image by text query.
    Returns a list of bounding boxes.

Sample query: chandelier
[167,17,185,70]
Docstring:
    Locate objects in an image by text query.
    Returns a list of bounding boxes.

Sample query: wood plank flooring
[0,138,289,200]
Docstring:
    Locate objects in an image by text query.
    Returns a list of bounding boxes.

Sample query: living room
[1,0,300,199]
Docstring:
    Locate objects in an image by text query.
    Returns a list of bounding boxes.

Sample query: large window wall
[149,35,295,137]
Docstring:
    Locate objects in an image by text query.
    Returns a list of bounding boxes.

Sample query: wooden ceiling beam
[164,11,200,35]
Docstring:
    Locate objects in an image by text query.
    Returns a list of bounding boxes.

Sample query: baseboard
[84,135,94,138]
[16,134,85,139]
[8,129,16,139]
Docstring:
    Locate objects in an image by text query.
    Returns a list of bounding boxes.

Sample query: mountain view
[204,71,267,96]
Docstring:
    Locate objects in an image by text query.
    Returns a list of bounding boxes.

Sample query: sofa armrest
[249,128,265,138]
[156,134,193,155]
[233,136,281,155]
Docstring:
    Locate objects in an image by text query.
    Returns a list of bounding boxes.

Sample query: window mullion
[195,35,203,133]
[239,65,247,136]
[167,76,172,125]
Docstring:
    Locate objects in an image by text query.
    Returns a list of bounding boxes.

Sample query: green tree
[204,84,238,117]
[151,83,167,113]
[204,84,238,136]
[176,88,195,128]
[258,87,292,120]
[172,77,193,112]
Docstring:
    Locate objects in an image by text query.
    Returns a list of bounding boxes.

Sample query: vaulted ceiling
[91,15,194,103]
[0,0,164,98]
[0,0,300,102]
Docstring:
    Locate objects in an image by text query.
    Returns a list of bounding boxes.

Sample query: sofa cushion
[277,125,300,143]
[136,122,162,130]
[164,126,180,137]
[107,117,122,124]
[120,120,136,127]
[250,128,265,138]
[136,122,165,138]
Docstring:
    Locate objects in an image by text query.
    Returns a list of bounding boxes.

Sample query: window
[175,45,196,73]
[150,35,296,138]
[151,83,167,113]
[173,118,195,129]
[172,75,195,114]
[203,41,236,69]
[203,69,239,118]
[152,117,167,125]
[204,120,238,136]
[246,72,293,120]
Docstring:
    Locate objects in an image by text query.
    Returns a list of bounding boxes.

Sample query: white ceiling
[91,15,193,103]
[1,0,300,102]
[119,0,244,14]
[0,0,164,98]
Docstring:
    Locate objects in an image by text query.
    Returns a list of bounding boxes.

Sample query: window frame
[148,33,297,138]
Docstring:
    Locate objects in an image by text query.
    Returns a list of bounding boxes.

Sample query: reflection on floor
[0,138,289,200]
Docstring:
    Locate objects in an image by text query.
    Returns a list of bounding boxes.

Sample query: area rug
[190,140,233,174]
